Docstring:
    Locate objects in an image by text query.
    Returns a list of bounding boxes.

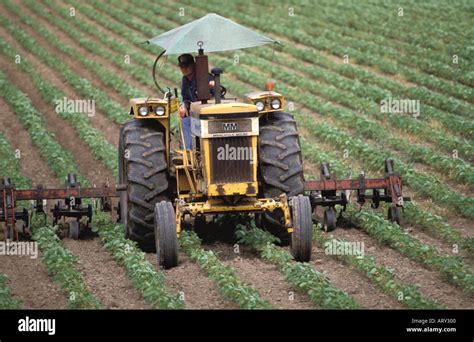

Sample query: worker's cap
[178,54,195,67]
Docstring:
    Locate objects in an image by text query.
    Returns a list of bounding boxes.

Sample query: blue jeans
[179,116,192,150]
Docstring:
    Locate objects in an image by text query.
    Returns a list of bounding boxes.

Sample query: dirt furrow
[145,252,232,309]
[307,245,404,308]
[0,252,69,309]
[209,242,316,309]
[62,238,149,309]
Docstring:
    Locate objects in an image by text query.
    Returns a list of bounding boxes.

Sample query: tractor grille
[209,136,253,184]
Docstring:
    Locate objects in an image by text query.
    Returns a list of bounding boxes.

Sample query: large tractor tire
[290,195,313,262]
[258,111,305,244]
[154,201,178,269]
[119,119,170,252]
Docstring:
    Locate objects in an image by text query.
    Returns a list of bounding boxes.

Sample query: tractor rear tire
[154,201,178,269]
[119,119,170,252]
[258,111,305,244]
[290,195,313,262]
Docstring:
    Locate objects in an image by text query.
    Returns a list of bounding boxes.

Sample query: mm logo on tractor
[223,122,238,131]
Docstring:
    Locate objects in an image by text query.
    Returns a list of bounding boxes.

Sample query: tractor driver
[178,53,217,150]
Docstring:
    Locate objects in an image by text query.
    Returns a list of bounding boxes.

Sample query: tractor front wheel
[290,195,313,262]
[154,201,178,269]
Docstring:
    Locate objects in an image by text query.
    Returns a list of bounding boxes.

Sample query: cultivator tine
[304,159,410,230]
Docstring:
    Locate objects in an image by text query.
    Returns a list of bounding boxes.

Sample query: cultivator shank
[304,159,410,231]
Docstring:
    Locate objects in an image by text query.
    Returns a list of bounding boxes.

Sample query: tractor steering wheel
[193,83,226,98]
[209,72,227,98]
[219,85,227,97]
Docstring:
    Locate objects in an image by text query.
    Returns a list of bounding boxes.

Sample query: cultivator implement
[305,159,410,231]
[0,174,119,241]
[1,159,409,242]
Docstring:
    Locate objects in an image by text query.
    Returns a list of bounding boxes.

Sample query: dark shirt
[181,73,219,110]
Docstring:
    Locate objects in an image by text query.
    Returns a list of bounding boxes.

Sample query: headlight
[255,101,265,111]
[138,106,148,116]
[270,98,281,110]
[155,105,165,116]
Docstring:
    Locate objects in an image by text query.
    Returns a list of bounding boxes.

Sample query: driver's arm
[180,77,190,117]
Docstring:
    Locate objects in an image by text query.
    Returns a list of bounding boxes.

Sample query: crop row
[93,212,184,309]
[180,230,272,309]
[0,274,21,309]
[62,0,473,186]
[0,71,101,308]
[235,223,360,309]
[178,0,473,107]
[256,0,473,87]
[0,133,28,309]
[302,0,472,59]
[349,207,474,295]
[0,132,31,189]
[30,216,103,309]
[311,228,442,309]
[0,69,83,183]
[0,19,118,178]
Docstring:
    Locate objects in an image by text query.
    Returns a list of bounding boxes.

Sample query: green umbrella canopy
[147,13,279,55]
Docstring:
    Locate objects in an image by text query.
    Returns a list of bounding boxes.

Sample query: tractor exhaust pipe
[195,48,211,103]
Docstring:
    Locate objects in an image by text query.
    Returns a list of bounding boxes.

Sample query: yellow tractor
[117,14,409,269]
[118,14,312,268]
